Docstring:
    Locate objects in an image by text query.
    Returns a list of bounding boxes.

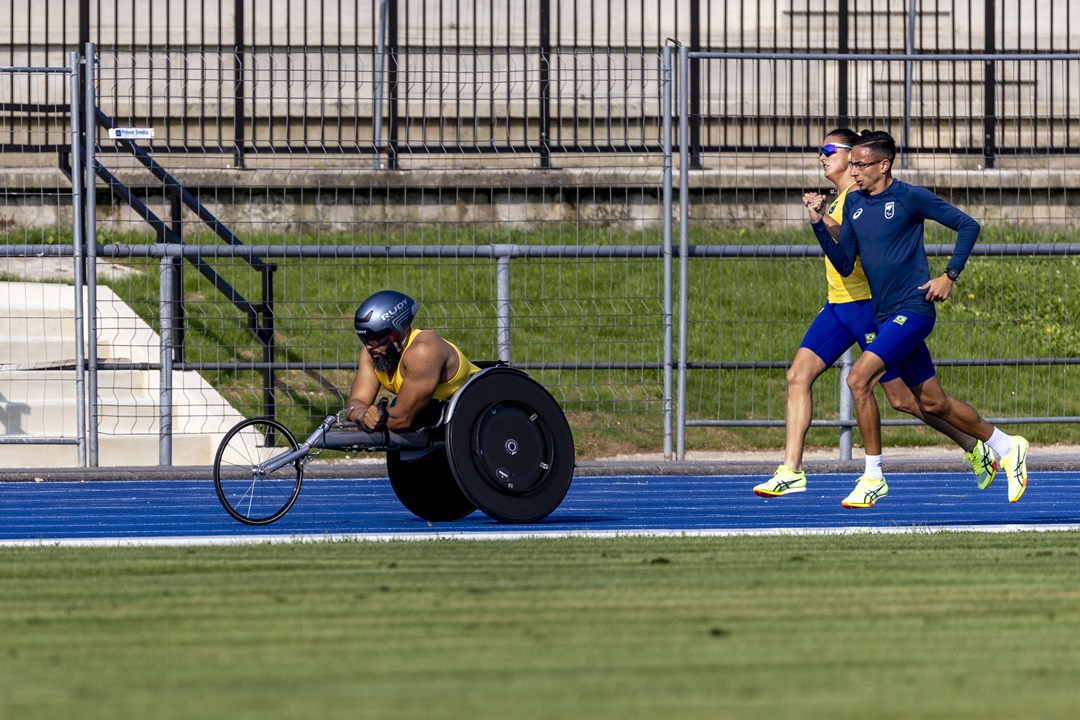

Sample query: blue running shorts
[800,300,900,383]
[863,312,937,387]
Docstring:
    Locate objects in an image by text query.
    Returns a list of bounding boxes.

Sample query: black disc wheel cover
[445,368,574,523]
[386,445,477,522]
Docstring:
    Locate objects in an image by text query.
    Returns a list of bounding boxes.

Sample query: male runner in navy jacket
[813,130,1029,508]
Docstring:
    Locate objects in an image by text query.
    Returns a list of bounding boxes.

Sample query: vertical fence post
[261,266,277,423]
[837,0,850,127]
[901,0,916,169]
[661,46,673,461]
[688,0,702,169]
[676,45,690,461]
[159,253,174,466]
[838,347,854,461]
[494,245,514,363]
[538,0,552,168]
[84,41,100,467]
[233,0,246,169]
[386,0,399,169]
[373,0,389,170]
[69,51,88,468]
[78,0,89,114]
[983,0,997,169]
[170,192,185,362]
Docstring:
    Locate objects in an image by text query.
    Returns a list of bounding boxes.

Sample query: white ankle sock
[986,428,1014,458]
[863,454,884,480]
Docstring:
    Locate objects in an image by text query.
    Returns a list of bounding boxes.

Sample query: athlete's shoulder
[844,188,869,208]
[405,328,444,352]
[892,180,936,202]
[407,329,457,364]
[842,188,871,219]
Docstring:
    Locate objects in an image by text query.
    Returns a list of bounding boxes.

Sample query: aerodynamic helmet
[353,290,418,350]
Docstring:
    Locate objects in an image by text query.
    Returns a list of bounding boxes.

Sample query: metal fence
[0,54,91,464]
[5,1,1080,167]
[3,6,1080,468]
[675,46,1080,459]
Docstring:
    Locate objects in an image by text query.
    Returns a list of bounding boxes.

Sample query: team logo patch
[892,314,907,326]
[865,332,877,344]
[885,201,895,219]
[853,208,864,219]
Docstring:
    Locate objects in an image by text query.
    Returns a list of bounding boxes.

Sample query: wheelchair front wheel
[214,418,304,525]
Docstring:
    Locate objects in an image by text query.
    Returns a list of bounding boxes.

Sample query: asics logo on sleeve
[853,208,864,219]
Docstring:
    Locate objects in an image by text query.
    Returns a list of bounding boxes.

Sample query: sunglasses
[356,329,396,349]
[817,143,852,157]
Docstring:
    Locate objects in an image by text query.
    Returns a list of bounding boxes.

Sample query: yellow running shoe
[1001,436,1029,503]
[964,439,998,490]
[840,475,889,508]
[753,466,807,497]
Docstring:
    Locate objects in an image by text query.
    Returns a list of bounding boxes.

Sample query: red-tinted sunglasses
[356,328,398,349]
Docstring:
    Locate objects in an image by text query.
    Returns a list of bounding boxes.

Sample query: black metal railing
[4,1,1077,165]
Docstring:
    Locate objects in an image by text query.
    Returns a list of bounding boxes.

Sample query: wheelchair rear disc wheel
[386,446,477,522]
[214,418,303,525]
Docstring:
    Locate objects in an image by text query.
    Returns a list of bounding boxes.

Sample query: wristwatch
[945,267,961,281]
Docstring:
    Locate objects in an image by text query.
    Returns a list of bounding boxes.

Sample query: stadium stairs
[0,280,242,469]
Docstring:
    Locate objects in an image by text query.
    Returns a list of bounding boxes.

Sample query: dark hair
[823,128,860,146]
[854,130,897,163]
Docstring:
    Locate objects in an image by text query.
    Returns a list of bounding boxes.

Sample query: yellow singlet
[824,182,872,304]
[374,328,481,401]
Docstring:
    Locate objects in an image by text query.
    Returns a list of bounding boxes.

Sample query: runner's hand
[919,275,954,302]
[802,192,826,221]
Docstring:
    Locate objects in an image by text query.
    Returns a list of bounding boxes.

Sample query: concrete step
[0,433,219,469]
[0,398,160,435]
[1,398,244,437]
[0,281,152,366]
[0,315,72,337]
[0,282,77,311]
[0,280,247,467]
[0,369,149,400]
[0,338,82,366]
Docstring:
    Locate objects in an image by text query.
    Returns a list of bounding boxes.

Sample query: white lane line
[2,522,1079,547]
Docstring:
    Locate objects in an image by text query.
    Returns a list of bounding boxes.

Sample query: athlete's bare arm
[803,192,841,240]
[386,333,461,431]
[345,349,381,426]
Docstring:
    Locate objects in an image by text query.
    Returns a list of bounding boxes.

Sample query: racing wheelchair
[213,366,575,525]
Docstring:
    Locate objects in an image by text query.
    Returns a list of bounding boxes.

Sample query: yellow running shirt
[374,328,481,401]
[824,182,872,303]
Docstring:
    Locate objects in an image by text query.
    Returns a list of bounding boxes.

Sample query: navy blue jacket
[812,179,980,322]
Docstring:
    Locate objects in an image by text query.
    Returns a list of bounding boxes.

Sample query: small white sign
[108,127,155,140]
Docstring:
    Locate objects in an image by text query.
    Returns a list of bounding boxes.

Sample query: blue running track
[1,471,1078,545]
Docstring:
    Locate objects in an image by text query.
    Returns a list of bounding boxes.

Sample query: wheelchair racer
[345,290,481,432]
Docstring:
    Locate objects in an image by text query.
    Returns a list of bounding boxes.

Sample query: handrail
[94,108,268,268]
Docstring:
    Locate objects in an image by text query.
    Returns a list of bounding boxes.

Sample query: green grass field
[10,223,1079,456]
[3,532,1080,720]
